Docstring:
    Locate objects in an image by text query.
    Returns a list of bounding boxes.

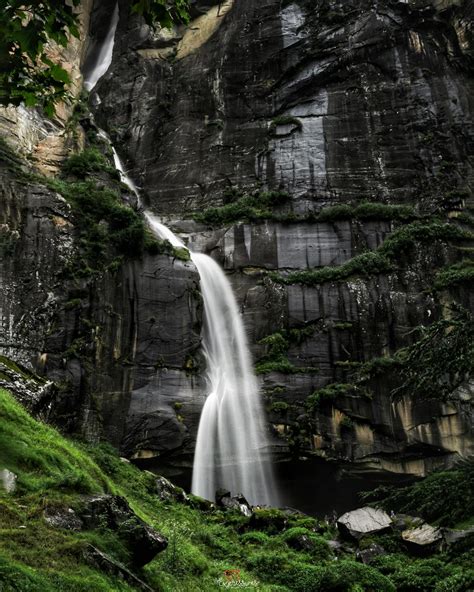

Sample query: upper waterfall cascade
[83,3,120,91]
[82,9,278,506]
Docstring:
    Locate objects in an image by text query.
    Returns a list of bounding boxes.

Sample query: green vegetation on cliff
[366,459,474,528]
[193,189,290,226]
[269,220,472,286]
[194,194,418,228]
[255,326,319,375]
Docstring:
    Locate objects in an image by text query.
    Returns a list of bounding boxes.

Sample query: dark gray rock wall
[0,151,204,461]
[92,0,474,475]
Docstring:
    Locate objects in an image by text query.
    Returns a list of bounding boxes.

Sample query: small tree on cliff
[0,0,189,116]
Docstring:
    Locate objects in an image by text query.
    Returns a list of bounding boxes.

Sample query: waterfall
[190,254,276,505]
[145,216,277,506]
[83,3,120,91]
[82,3,278,507]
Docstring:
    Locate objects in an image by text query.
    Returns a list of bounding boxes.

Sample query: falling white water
[190,254,276,505]
[146,216,277,506]
[83,3,120,91]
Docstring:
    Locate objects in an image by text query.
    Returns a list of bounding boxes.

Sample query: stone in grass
[155,475,187,503]
[356,543,386,564]
[0,469,17,494]
[84,545,154,592]
[337,507,392,540]
[216,489,252,517]
[402,523,443,554]
[44,506,82,531]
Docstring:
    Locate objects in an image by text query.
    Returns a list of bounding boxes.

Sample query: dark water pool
[148,458,413,517]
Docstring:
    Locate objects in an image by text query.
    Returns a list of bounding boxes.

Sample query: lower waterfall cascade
[145,215,278,506]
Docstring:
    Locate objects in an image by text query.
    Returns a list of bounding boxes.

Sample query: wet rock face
[43,253,204,457]
[1,0,473,475]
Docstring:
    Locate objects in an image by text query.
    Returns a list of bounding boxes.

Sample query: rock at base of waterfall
[0,469,17,494]
[402,523,443,553]
[216,489,252,516]
[337,507,392,540]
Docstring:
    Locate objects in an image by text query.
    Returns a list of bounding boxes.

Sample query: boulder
[443,526,474,551]
[155,476,187,503]
[118,521,168,567]
[216,490,252,517]
[337,507,392,540]
[0,469,17,494]
[402,523,443,554]
[356,543,386,564]
[248,509,288,534]
[392,513,424,532]
[84,545,154,592]
[286,533,315,552]
[77,495,167,566]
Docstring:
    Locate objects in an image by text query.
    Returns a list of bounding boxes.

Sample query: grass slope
[0,389,473,591]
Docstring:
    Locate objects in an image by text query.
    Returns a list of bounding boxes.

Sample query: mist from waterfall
[82,7,278,507]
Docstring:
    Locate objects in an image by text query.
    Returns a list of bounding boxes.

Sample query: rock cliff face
[1,0,473,478]
[92,0,474,474]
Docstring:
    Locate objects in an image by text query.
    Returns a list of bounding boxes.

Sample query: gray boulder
[155,476,187,503]
[77,494,167,566]
[216,489,252,516]
[337,507,392,540]
[402,523,443,554]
